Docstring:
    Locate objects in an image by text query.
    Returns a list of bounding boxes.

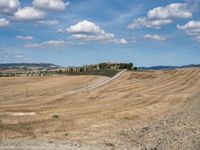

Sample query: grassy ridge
[68,69,120,77]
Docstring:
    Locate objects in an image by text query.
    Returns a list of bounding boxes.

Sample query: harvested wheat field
[0,69,200,150]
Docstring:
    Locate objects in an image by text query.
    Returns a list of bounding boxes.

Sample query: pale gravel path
[58,69,127,96]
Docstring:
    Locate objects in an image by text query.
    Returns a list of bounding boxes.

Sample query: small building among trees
[51,62,133,75]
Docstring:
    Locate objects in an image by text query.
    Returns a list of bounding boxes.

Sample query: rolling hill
[0,63,61,73]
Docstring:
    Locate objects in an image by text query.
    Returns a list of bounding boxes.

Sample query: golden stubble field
[0,69,200,149]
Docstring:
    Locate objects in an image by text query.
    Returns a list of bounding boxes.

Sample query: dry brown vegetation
[0,69,200,149]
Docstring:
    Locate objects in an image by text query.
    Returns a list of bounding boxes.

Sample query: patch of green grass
[68,69,120,77]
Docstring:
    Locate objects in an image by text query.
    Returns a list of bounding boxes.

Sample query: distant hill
[139,64,200,70]
[0,63,61,73]
[1,63,200,73]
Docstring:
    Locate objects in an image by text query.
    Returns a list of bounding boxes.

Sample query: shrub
[133,67,138,71]
[52,114,59,118]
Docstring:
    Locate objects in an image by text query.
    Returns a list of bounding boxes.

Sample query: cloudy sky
[0,0,200,67]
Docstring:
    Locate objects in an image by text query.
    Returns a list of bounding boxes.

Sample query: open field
[0,69,200,149]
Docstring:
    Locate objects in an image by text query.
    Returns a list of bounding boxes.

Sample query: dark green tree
[127,63,133,70]
[133,67,138,71]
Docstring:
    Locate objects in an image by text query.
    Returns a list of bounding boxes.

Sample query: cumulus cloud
[25,40,68,48]
[0,18,10,27]
[66,20,127,44]
[13,7,45,21]
[128,2,193,29]
[0,0,67,25]
[33,0,69,11]
[16,35,34,40]
[128,17,172,29]
[67,20,104,34]
[36,19,59,25]
[144,34,166,41]
[177,20,200,31]
[0,0,20,14]
[177,20,200,42]
[148,3,192,20]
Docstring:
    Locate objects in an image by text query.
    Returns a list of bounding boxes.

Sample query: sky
[0,0,200,67]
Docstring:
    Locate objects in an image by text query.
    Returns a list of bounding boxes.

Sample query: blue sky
[0,0,200,67]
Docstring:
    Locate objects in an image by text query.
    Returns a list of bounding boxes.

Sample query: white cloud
[71,33,113,41]
[67,20,103,34]
[66,20,127,44]
[148,3,192,20]
[128,17,172,29]
[144,34,166,41]
[0,0,20,14]
[16,35,34,40]
[13,7,45,21]
[115,38,127,44]
[24,43,40,48]
[14,54,25,58]
[195,35,200,42]
[36,19,59,25]
[14,54,30,60]
[25,40,68,48]
[177,20,200,42]
[42,40,67,46]
[33,0,69,11]
[57,28,65,33]
[0,18,10,27]
[128,2,193,29]
[177,20,200,31]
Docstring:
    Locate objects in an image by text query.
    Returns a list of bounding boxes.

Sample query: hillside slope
[0,69,200,149]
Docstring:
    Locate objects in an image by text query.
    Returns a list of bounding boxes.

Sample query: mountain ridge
[139,64,200,70]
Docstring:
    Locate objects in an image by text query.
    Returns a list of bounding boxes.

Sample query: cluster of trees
[99,63,133,70]
[0,73,15,77]
[56,63,134,75]
[56,68,84,74]
[118,63,133,70]
[0,72,26,77]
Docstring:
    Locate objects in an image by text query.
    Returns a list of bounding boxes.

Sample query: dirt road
[0,69,200,149]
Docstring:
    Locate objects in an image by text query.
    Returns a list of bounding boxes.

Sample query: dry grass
[0,69,200,145]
